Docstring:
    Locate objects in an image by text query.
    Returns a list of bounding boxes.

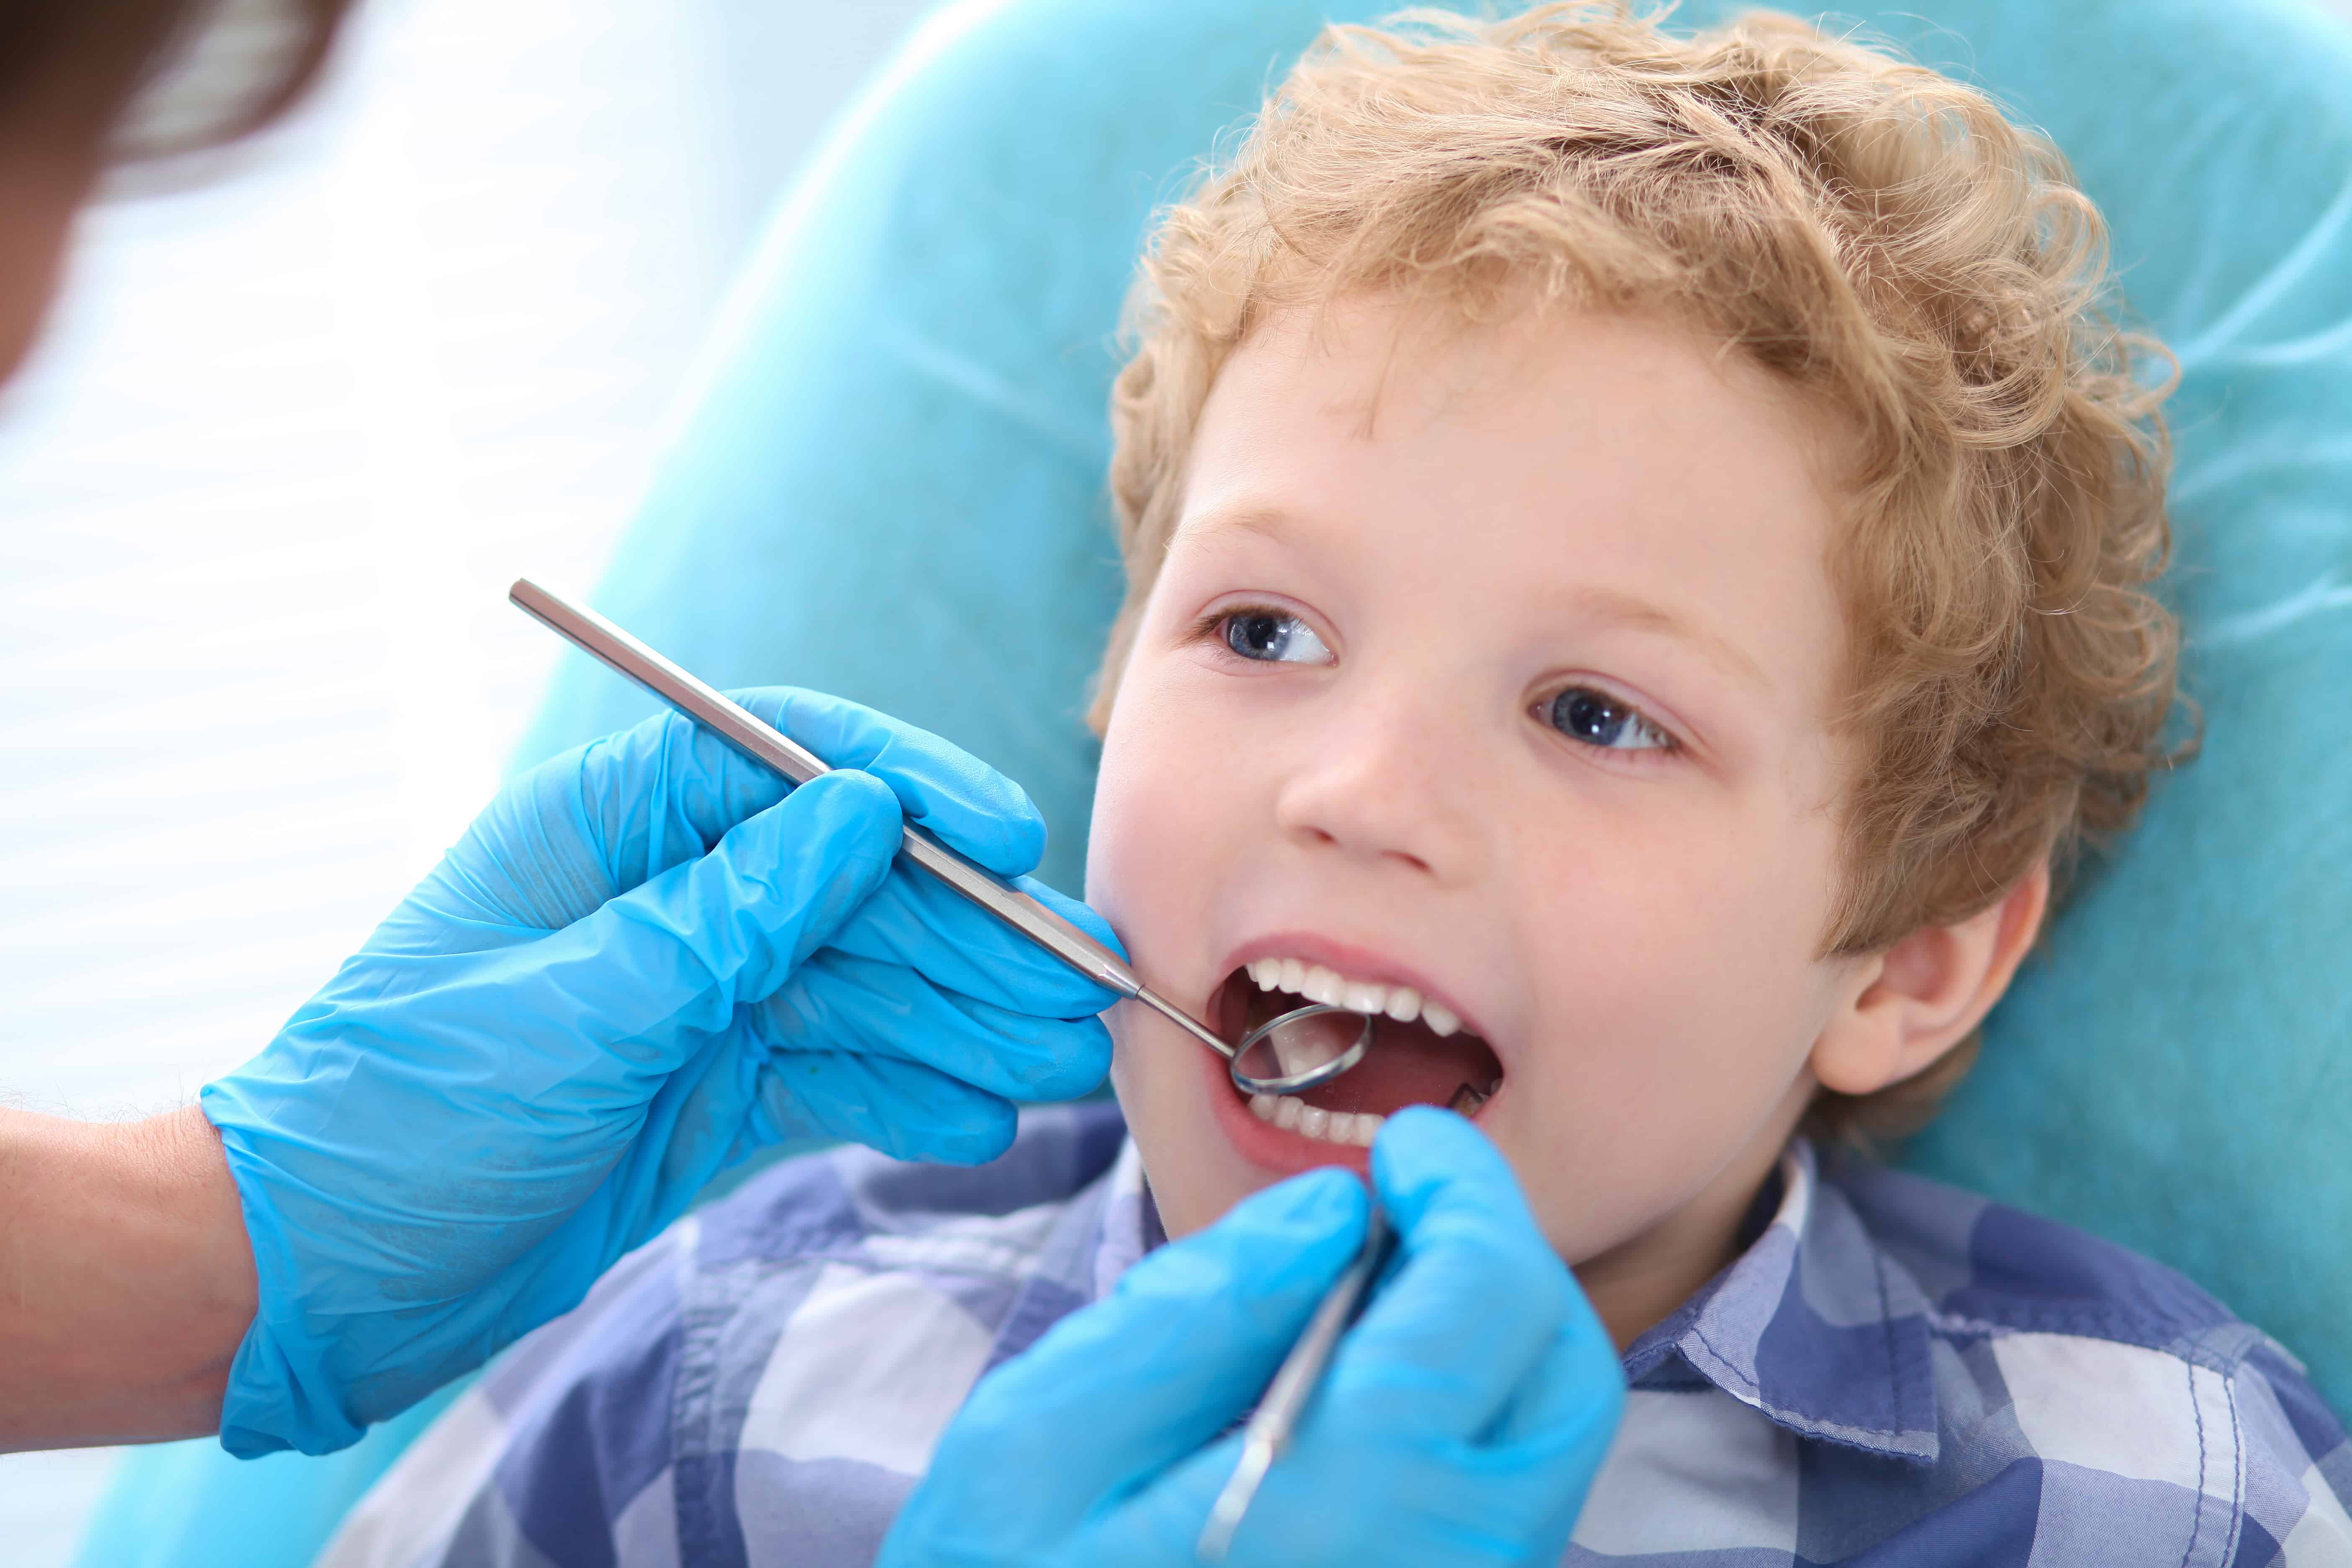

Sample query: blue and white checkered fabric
[320,1104,2352,1567]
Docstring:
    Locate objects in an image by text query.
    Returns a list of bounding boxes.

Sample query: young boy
[324,5,2351,1563]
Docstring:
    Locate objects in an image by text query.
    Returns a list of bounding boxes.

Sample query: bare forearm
[0,1104,256,1451]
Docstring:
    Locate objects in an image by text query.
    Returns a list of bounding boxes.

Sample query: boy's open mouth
[1210,961,1505,1145]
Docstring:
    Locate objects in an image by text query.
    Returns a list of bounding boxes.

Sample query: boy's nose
[1269,685,1485,885]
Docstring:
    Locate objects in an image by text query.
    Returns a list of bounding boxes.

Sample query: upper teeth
[1243,958,1462,1037]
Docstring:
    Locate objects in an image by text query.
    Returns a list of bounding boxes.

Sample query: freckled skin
[1084,301,1878,1348]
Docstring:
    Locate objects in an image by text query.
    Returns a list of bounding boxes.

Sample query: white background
[0,0,928,1559]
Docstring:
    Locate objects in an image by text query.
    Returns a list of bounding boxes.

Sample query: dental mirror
[510,577,1376,1101]
[1227,1003,1375,1096]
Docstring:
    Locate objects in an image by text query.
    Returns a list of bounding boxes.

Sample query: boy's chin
[1110,1052,1332,1241]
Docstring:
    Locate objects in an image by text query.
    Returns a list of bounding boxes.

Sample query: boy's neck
[1573,1077,1814,1352]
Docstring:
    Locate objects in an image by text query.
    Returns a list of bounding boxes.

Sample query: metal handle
[509,578,1162,1001]
[1198,1204,1394,1560]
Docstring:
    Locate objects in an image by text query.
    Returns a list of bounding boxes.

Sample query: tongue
[1300,1015,1501,1117]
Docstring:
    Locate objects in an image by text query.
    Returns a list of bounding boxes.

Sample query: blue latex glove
[882,1108,1627,1565]
[201,687,1119,1458]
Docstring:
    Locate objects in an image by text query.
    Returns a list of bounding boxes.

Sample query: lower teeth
[1247,1078,1501,1142]
[1248,1093,1382,1146]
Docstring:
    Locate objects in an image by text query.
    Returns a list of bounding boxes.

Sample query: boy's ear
[1810,859,2052,1098]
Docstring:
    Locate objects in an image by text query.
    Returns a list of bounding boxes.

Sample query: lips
[1215,966,1504,1117]
[1196,942,1507,1175]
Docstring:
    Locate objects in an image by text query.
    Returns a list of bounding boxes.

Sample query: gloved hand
[202,687,1119,1457]
[882,1108,1626,1566]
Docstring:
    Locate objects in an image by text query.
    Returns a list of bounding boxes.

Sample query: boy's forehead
[1186,303,1844,562]
[1172,301,1851,714]
[1192,299,1841,500]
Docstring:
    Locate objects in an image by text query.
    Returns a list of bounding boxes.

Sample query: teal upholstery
[78,1,2352,1562]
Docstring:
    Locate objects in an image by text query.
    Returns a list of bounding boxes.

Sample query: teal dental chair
[74,0,2352,1563]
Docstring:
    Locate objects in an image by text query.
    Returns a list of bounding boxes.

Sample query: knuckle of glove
[1406,1217,1553,1308]
[1006,1018,1112,1100]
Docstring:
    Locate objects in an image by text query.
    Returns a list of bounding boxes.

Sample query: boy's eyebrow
[1186,506,1774,696]
[1556,585,1774,696]
[1178,505,1295,548]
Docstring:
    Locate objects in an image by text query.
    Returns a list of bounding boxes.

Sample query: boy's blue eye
[1222,609,1332,665]
[1545,686,1672,752]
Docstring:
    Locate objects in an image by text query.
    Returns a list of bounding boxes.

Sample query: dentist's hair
[1091,2,2184,1145]
[0,0,353,155]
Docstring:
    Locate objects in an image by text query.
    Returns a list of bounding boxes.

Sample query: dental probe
[508,578,1371,1096]
[1197,1204,1395,1563]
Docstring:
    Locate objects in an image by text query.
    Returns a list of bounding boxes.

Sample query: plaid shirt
[321,1103,2352,1567]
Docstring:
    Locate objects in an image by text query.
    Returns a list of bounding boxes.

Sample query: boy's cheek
[1106,1005,1274,1240]
[1488,959,1839,1265]
[1089,742,1268,1238]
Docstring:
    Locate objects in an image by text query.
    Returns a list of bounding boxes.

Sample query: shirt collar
[1623,1138,1941,1464]
[1090,1135,1158,1300]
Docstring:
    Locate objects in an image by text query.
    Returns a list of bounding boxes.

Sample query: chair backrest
[516,0,2352,1415]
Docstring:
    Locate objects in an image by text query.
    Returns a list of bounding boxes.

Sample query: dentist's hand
[201,688,1117,1457]
[882,1109,1627,1567]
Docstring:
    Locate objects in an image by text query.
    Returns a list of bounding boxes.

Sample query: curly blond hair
[1089,3,2187,1145]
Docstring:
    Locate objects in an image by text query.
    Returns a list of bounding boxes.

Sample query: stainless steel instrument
[1197,1204,1395,1561]
[509,578,1372,1096]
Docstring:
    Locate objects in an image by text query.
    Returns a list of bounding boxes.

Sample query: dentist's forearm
[0,1104,255,1451]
